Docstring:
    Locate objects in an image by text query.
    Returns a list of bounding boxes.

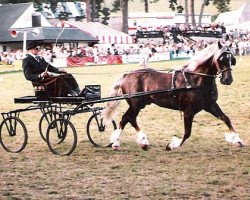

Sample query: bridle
[183,49,234,79]
[178,49,234,88]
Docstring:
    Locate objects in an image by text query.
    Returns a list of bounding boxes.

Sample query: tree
[84,0,110,24]
[190,0,196,27]
[111,0,160,34]
[36,0,110,24]
[85,0,92,22]
[91,0,97,21]
[168,0,231,26]
[120,0,129,33]
[168,0,184,13]
[184,0,188,26]
[110,0,120,12]
[0,0,110,24]
[110,0,129,33]
[142,0,160,13]
[198,0,231,25]
[213,0,231,13]
[199,0,209,25]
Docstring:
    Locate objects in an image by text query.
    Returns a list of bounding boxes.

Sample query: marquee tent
[215,2,250,31]
[62,21,134,44]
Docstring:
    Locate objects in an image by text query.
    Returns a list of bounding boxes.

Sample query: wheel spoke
[86,112,117,147]
[39,111,60,142]
[46,118,77,156]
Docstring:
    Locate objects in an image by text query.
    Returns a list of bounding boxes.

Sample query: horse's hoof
[112,146,120,151]
[235,141,244,147]
[140,144,149,151]
[166,144,172,151]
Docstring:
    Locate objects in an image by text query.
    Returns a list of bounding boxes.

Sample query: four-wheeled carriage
[0,85,117,155]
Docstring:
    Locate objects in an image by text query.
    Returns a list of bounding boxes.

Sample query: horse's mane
[183,42,227,72]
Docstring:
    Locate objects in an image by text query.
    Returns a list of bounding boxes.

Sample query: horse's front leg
[204,103,244,147]
[166,112,194,150]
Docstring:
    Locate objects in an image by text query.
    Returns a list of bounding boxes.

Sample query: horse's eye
[219,56,224,61]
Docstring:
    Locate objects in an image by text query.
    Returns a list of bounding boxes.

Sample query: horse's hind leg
[110,103,149,151]
[122,103,150,150]
[109,104,136,150]
[204,103,244,147]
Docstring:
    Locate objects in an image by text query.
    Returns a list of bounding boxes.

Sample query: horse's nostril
[225,78,232,85]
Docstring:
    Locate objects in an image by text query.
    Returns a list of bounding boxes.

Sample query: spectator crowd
[1,24,250,66]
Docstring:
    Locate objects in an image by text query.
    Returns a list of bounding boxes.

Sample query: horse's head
[216,41,236,85]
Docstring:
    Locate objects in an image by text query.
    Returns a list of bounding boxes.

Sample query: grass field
[0,56,249,199]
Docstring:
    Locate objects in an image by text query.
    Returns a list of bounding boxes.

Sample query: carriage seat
[32,82,49,99]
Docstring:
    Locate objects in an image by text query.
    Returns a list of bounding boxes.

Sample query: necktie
[36,56,41,62]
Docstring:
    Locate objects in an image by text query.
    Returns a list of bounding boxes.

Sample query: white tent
[215,2,250,31]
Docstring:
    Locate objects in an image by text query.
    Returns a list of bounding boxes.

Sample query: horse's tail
[102,74,125,125]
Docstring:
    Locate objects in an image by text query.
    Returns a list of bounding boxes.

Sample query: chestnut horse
[102,41,244,150]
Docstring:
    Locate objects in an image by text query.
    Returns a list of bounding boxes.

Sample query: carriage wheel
[46,118,77,156]
[39,111,60,142]
[0,116,28,153]
[86,112,117,147]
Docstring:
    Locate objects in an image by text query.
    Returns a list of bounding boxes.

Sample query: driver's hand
[41,71,49,78]
[59,69,67,73]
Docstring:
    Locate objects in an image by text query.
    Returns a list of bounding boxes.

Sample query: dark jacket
[22,54,62,82]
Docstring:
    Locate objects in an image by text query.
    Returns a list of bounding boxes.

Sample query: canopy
[62,21,134,44]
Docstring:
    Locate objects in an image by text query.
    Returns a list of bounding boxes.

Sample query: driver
[22,41,85,97]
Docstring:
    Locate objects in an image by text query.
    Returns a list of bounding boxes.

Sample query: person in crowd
[107,48,112,55]
[22,41,84,97]
[139,44,154,68]
[92,45,99,64]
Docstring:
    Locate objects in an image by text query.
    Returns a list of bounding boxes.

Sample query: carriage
[0,41,244,156]
[0,85,119,156]
[0,81,187,156]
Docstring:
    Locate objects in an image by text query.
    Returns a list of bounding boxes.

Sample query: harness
[170,48,233,91]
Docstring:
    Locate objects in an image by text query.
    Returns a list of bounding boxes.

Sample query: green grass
[0,56,249,199]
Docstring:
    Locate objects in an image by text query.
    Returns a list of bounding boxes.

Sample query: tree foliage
[168,0,231,26]
[212,0,230,13]
[0,0,110,24]
[168,0,184,13]
[198,0,231,14]
[111,0,160,13]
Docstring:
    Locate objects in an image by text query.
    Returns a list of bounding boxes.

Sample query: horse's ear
[218,41,223,49]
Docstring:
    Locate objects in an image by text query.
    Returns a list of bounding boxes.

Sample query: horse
[102,41,244,151]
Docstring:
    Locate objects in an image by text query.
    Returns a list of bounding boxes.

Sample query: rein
[184,71,217,78]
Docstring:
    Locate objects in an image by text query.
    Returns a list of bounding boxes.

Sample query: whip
[45,23,66,72]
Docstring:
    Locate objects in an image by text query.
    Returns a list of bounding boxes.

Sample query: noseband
[217,50,233,77]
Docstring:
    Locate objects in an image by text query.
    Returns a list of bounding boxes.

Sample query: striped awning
[62,21,134,44]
